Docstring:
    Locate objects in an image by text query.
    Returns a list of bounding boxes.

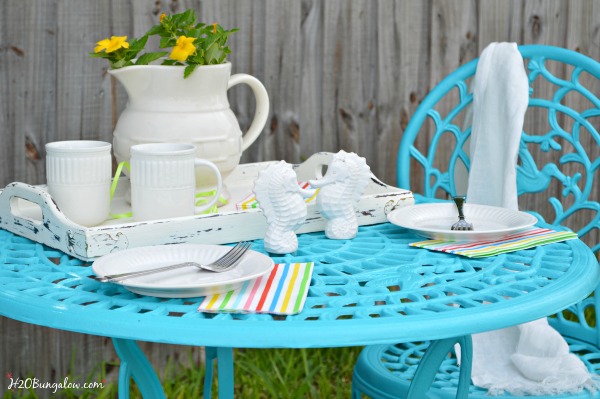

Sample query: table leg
[112,338,166,399]
[204,347,217,398]
[406,335,473,399]
[204,346,235,399]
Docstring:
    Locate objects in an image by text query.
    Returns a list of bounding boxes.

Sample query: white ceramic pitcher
[109,62,269,194]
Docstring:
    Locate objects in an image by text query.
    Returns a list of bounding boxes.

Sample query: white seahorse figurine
[253,161,316,254]
[309,151,371,239]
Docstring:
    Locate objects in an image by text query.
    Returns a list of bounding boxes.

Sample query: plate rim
[387,202,538,236]
[92,243,274,291]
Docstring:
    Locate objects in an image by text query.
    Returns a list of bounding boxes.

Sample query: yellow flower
[169,36,196,62]
[213,23,217,33]
[159,13,166,22]
[94,36,129,53]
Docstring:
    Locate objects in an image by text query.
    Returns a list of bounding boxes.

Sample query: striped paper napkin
[235,182,317,210]
[410,227,578,258]
[198,262,314,315]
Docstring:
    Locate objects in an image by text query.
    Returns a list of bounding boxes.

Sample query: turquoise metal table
[1,223,598,398]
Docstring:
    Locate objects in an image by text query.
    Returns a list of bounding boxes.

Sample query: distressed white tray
[0,152,413,260]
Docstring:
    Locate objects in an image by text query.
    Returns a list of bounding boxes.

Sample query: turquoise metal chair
[352,45,600,398]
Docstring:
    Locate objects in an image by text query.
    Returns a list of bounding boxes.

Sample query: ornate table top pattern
[0,223,598,348]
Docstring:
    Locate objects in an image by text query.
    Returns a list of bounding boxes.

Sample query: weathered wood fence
[2,0,599,395]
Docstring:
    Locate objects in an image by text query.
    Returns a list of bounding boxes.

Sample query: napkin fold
[198,262,313,315]
[467,42,528,210]
[466,319,596,396]
[462,42,596,395]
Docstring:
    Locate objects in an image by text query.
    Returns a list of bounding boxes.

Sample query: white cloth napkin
[468,320,595,396]
[463,42,596,396]
[467,42,527,210]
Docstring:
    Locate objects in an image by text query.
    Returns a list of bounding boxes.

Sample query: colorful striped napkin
[410,227,578,258]
[235,182,317,210]
[198,262,314,315]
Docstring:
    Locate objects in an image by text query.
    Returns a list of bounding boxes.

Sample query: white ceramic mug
[46,140,112,227]
[130,143,223,221]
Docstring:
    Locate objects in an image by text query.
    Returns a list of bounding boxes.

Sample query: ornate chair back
[397,44,600,346]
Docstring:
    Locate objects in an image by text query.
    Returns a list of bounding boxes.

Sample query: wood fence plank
[477,0,523,45]
[56,1,104,142]
[199,0,269,164]
[0,2,9,186]
[320,0,343,154]
[3,0,57,186]
[320,1,380,172]
[377,0,431,186]
[263,0,302,163]
[299,0,324,163]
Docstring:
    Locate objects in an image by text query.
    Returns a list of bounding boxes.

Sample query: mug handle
[228,74,270,151]
[193,159,223,214]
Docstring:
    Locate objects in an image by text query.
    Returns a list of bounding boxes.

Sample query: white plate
[92,244,274,298]
[387,203,538,241]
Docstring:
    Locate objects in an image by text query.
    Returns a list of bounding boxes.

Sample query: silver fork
[450,196,473,231]
[95,241,252,283]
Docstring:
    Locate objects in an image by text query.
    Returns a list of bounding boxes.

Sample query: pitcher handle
[228,74,270,151]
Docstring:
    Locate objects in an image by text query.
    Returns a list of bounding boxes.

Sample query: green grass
[3,347,362,398]
[234,347,360,398]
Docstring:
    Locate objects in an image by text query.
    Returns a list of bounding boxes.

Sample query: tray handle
[293,152,335,181]
[0,182,85,254]
[0,181,69,221]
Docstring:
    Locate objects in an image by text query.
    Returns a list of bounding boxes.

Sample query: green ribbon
[195,190,228,214]
[108,161,228,218]
[109,161,133,219]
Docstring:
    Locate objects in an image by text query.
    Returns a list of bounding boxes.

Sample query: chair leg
[455,336,473,398]
[351,384,363,399]
[406,335,473,399]
[112,338,166,399]
[117,358,131,399]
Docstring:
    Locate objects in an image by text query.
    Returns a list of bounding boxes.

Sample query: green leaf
[135,51,168,65]
[172,9,195,27]
[161,59,181,66]
[187,28,203,38]
[88,51,111,59]
[184,64,198,79]
[189,51,203,65]
[160,36,175,48]
[129,35,148,52]
[201,35,219,52]
[146,24,165,36]
[204,42,223,63]
[112,59,128,68]
[195,48,205,63]
[180,9,196,26]
[171,12,182,26]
